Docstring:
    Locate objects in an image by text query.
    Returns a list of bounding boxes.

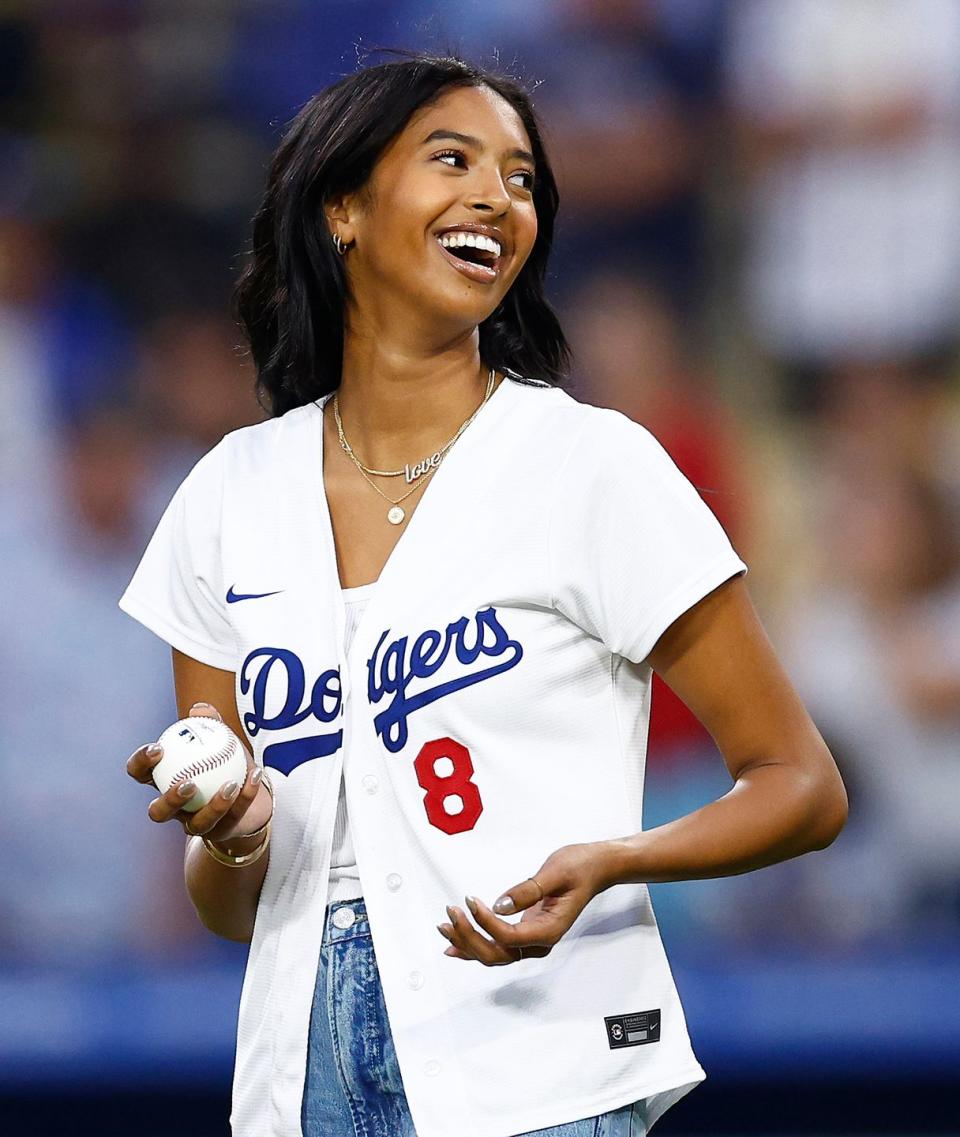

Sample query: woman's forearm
[184,835,269,942]
[599,754,848,889]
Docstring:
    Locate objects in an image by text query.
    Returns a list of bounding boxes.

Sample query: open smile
[434,234,503,284]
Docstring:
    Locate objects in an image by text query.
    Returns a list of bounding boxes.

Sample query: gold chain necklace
[333,369,497,525]
[335,368,495,479]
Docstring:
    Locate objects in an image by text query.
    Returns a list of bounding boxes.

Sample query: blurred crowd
[3,0,960,971]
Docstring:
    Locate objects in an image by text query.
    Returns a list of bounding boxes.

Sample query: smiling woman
[234,54,567,419]
[119,48,846,1137]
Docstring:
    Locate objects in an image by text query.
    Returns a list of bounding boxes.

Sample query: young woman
[122,53,847,1137]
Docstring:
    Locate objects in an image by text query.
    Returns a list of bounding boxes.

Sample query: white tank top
[325,582,375,904]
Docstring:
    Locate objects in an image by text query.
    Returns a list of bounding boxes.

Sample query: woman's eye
[434,149,535,191]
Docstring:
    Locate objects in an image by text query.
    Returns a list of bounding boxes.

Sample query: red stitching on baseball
[171,738,239,784]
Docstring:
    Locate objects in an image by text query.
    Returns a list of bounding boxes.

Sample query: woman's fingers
[476,897,560,951]
[132,706,265,836]
[152,770,267,838]
[176,780,246,836]
[147,777,243,832]
[202,767,271,842]
[437,896,557,965]
[148,778,203,823]
[225,763,262,819]
[437,899,554,966]
[126,742,163,785]
[438,904,513,965]
[434,909,502,964]
[126,703,222,786]
[187,702,223,722]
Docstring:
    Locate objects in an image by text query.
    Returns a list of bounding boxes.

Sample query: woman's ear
[324,193,348,225]
[323,193,355,245]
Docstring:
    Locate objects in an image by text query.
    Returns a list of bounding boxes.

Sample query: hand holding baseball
[126,703,272,841]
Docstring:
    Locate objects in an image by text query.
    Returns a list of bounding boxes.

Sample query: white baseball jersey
[119,374,747,1137]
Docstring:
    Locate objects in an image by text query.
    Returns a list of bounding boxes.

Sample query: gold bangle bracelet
[202,819,271,867]
[200,768,275,867]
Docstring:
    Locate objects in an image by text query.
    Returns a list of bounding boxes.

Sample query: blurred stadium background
[1,1,959,1134]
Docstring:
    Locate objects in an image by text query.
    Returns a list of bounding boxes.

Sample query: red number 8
[413,737,483,835]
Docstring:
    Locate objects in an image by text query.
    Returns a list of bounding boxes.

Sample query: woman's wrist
[202,819,271,867]
[206,825,270,859]
[592,835,653,890]
[204,774,274,856]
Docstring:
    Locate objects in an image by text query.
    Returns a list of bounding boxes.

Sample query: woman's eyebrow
[421,129,536,166]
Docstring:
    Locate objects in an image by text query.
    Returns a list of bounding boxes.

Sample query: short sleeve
[549,411,747,664]
[118,442,236,671]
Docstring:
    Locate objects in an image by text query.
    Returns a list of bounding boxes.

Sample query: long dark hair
[234,50,571,417]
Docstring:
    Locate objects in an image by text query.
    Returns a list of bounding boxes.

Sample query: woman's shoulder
[225,400,319,446]
[212,401,320,468]
[167,403,320,505]
[507,374,663,463]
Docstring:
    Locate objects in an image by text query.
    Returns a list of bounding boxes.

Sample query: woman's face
[335,84,540,332]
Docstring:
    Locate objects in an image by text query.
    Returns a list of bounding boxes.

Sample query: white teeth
[437,231,502,258]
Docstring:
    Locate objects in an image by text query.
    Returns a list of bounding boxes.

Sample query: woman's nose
[465,173,511,215]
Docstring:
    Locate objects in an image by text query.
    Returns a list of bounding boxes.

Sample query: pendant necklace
[333,368,496,525]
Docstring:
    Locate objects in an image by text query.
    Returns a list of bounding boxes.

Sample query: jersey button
[407,970,424,990]
[386,873,403,891]
[361,775,379,794]
[332,906,356,929]
[424,1059,441,1077]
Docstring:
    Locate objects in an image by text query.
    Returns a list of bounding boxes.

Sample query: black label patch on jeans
[604,1009,661,1049]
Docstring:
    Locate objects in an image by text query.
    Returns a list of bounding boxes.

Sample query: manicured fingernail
[493,895,516,914]
[436,923,450,937]
[250,767,263,785]
[443,947,457,957]
[145,743,162,757]
[190,702,214,711]
[465,895,479,914]
[222,781,240,799]
[446,905,457,925]
[177,781,197,799]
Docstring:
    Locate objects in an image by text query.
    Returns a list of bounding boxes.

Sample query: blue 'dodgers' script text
[238,606,523,772]
[367,606,523,753]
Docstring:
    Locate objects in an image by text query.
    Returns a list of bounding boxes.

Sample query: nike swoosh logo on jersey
[226,586,284,604]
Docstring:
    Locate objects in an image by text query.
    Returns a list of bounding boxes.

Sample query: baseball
[153,716,249,813]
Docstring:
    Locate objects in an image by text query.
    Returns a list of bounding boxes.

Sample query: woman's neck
[334,333,495,470]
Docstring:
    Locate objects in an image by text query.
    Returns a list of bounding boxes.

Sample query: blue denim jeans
[302,897,647,1137]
